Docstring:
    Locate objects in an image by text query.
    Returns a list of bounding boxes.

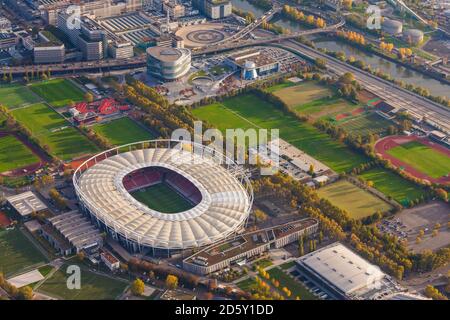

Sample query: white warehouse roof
[74,143,252,250]
[297,242,386,295]
[6,191,47,217]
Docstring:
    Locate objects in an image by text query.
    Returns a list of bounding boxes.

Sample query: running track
[374,135,450,185]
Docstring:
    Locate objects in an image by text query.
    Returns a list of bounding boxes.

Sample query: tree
[77,251,85,262]
[424,285,448,300]
[165,274,178,290]
[18,286,34,300]
[131,278,145,296]
[84,92,94,103]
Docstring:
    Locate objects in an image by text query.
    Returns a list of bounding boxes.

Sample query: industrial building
[192,0,232,20]
[226,49,280,80]
[381,18,403,35]
[183,218,318,275]
[33,43,65,63]
[402,29,424,45]
[295,242,422,300]
[146,46,191,80]
[6,191,48,221]
[41,210,103,256]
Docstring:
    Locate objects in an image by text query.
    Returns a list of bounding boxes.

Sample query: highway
[277,40,450,134]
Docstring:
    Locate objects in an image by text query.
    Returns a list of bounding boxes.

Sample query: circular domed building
[73,140,253,255]
[382,18,403,35]
[403,29,424,45]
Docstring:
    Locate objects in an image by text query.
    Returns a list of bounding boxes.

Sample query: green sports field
[358,167,427,205]
[267,267,317,300]
[0,135,40,172]
[294,96,361,121]
[338,112,391,135]
[317,180,393,219]
[192,93,369,173]
[131,183,194,213]
[0,84,42,109]
[37,263,128,300]
[0,228,47,276]
[29,79,85,108]
[93,117,155,146]
[12,103,98,160]
[387,141,450,179]
[269,81,333,108]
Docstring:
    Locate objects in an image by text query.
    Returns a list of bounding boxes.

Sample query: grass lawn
[338,112,391,135]
[387,141,450,179]
[254,258,273,269]
[236,277,257,291]
[0,135,39,172]
[294,96,360,121]
[192,94,369,173]
[131,183,194,213]
[93,117,154,146]
[267,267,317,300]
[0,84,42,109]
[317,180,393,219]
[270,81,332,107]
[0,228,47,276]
[29,79,84,108]
[264,81,298,93]
[12,103,98,160]
[38,265,54,277]
[279,261,295,270]
[37,263,128,300]
[358,167,427,205]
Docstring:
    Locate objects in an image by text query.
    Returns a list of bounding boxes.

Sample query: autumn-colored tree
[131,278,145,296]
[166,274,179,290]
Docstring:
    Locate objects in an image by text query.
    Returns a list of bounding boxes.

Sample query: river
[231,0,450,98]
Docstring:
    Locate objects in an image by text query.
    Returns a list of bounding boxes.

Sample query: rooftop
[6,191,48,217]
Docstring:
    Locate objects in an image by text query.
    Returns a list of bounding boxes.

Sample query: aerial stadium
[73,140,253,256]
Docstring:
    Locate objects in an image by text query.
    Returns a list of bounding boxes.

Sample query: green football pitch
[93,117,155,146]
[317,180,393,219]
[131,183,194,213]
[29,79,85,108]
[0,84,42,109]
[358,167,427,205]
[0,228,47,277]
[12,103,98,161]
[37,263,128,300]
[192,93,369,173]
[387,141,450,179]
[0,135,40,172]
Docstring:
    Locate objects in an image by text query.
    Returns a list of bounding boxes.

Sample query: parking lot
[378,201,450,253]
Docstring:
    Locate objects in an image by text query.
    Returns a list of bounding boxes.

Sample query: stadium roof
[6,191,47,217]
[74,143,251,249]
[297,242,386,295]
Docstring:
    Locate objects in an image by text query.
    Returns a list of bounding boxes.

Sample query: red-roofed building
[70,98,130,125]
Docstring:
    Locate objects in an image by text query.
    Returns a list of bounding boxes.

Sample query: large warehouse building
[295,242,426,300]
[73,140,253,256]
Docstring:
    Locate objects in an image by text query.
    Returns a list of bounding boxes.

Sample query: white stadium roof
[74,142,252,250]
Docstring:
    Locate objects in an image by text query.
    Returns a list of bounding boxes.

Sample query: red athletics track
[374,135,450,185]
[0,131,50,177]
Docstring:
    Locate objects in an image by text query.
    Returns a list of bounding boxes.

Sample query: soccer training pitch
[0,228,47,277]
[131,183,194,213]
[37,263,128,300]
[93,117,155,146]
[358,167,427,206]
[317,180,393,219]
[192,93,369,173]
[0,84,42,109]
[29,79,85,108]
[12,103,99,161]
[269,81,333,108]
[0,135,40,172]
[387,141,450,179]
